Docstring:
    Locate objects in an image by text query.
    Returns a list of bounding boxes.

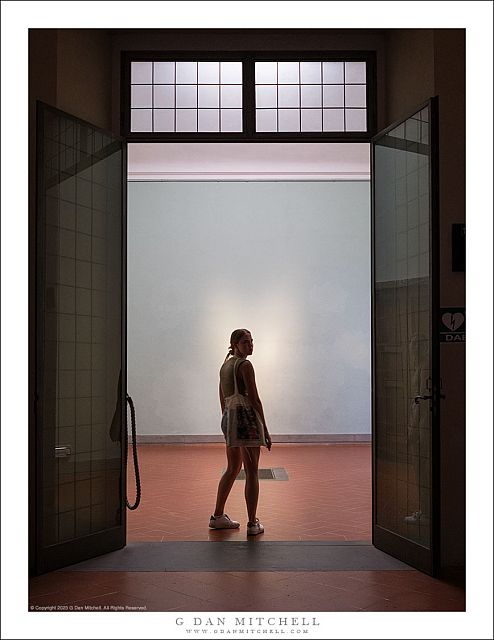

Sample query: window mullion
[243,58,255,137]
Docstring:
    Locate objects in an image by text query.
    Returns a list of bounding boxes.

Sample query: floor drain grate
[230,468,288,481]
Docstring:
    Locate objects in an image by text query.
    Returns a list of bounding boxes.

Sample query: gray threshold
[134,434,371,444]
[62,541,412,573]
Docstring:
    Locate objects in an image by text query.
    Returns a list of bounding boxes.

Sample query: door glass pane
[38,107,124,550]
[374,105,431,548]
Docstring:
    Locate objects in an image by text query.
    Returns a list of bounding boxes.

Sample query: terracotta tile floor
[127,443,372,541]
[28,444,465,613]
[29,568,465,612]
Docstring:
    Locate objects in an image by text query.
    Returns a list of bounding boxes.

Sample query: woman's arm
[219,382,225,413]
[240,361,272,450]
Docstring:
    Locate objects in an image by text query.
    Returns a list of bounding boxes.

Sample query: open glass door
[371,98,440,575]
[34,102,127,574]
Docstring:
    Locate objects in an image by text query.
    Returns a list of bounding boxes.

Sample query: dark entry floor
[64,541,412,572]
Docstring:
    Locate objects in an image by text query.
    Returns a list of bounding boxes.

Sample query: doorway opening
[125,142,372,543]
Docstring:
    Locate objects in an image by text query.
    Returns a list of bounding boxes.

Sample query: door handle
[55,445,72,457]
[414,395,433,404]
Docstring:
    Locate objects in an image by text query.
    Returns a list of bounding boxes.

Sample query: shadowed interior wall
[56,29,113,132]
[128,181,370,438]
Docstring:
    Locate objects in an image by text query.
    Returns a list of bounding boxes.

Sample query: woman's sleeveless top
[219,356,247,397]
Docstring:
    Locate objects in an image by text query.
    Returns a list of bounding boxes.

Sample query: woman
[209,329,272,535]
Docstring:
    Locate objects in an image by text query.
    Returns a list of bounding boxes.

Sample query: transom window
[255,61,366,132]
[123,53,375,141]
[130,61,243,133]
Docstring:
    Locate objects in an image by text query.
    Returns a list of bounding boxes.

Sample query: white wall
[128,142,371,182]
[128,181,371,438]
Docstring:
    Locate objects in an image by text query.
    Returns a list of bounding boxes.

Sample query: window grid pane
[130,60,243,133]
[254,60,367,133]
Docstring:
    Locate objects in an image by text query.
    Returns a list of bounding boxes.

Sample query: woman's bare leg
[241,446,261,523]
[213,446,242,516]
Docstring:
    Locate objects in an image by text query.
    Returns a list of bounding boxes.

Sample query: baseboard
[131,434,371,444]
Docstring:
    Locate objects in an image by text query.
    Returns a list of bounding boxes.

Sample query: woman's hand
[264,428,272,451]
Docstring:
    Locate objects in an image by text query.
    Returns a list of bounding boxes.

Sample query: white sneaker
[247,518,264,535]
[404,510,422,523]
[209,514,240,529]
